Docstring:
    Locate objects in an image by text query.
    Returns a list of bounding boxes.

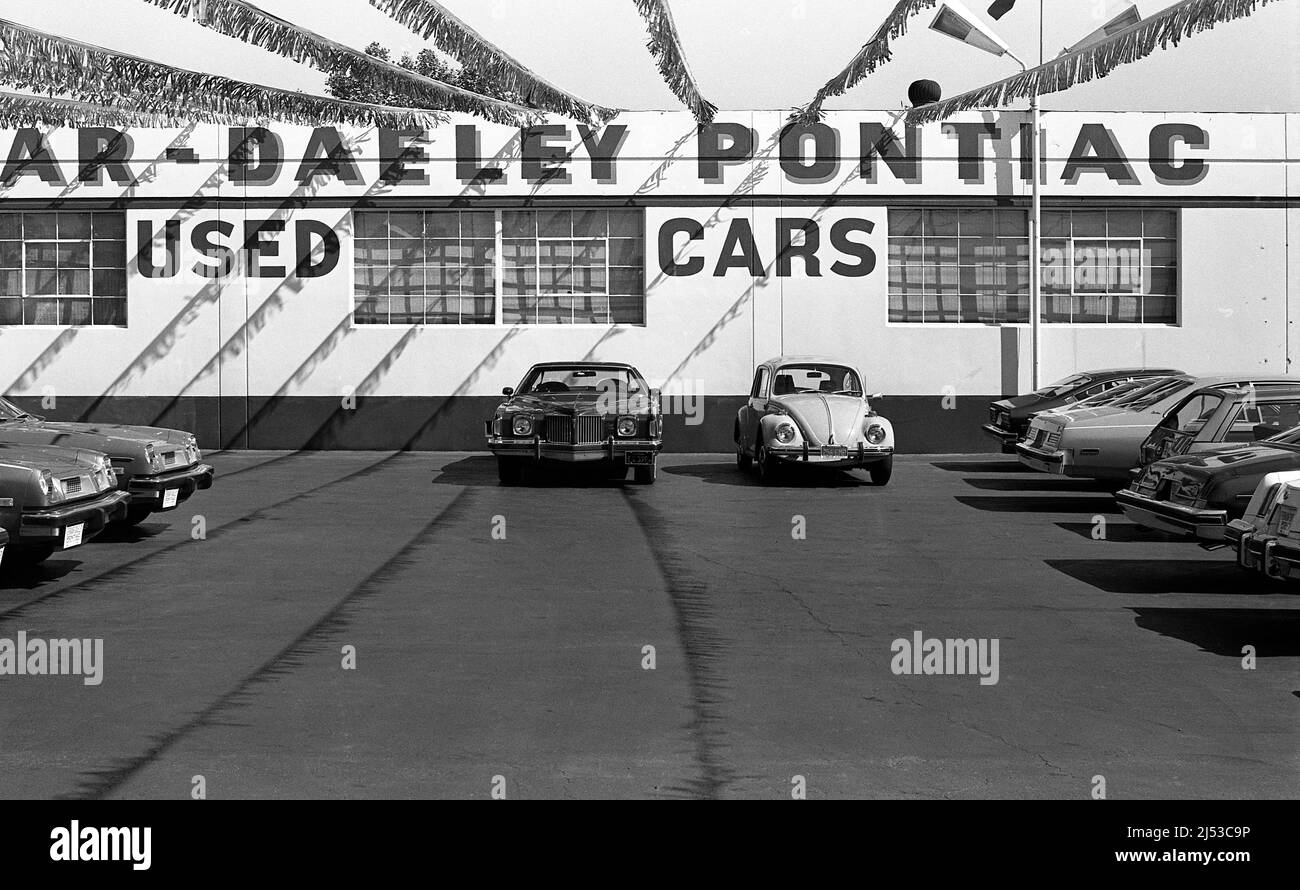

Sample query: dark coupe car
[0,396,214,525]
[982,367,1183,452]
[485,362,663,484]
[1116,426,1300,541]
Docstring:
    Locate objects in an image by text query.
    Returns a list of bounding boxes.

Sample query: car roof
[761,355,858,368]
[1198,383,1300,398]
[1078,367,1183,376]
[527,361,638,370]
[1190,374,1300,386]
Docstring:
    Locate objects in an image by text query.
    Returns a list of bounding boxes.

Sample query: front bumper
[981,423,1020,453]
[19,490,131,548]
[1016,442,1066,475]
[1115,489,1228,540]
[126,463,215,510]
[769,442,893,469]
[487,437,662,464]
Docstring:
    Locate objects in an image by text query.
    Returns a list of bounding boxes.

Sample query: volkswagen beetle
[485,362,663,484]
[734,356,894,484]
[0,396,214,525]
[0,443,129,567]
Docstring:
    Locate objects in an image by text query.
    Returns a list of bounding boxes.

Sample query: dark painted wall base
[6,395,1003,454]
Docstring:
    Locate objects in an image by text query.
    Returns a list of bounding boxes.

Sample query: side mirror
[502,386,514,397]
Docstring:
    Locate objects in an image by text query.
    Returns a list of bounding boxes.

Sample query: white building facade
[0,109,1294,451]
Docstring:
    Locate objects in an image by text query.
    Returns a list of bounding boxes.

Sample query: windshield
[1068,379,1144,407]
[1031,374,1090,398]
[772,364,862,396]
[518,366,645,396]
[1120,377,1193,411]
[1265,424,1300,447]
[0,396,31,421]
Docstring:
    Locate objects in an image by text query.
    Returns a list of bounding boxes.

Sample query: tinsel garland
[0,18,449,130]
[0,90,195,128]
[631,0,717,123]
[906,0,1282,125]
[793,0,937,125]
[368,0,618,123]
[140,0,540,126]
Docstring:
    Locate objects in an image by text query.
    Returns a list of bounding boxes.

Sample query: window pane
[0,241,21,267]
[1072,210,1106,237]
[607,210,643,237]
[24,213,57,239]
[23,297,58,323]
[995,210,1027,237]
[890,209,922,237]
[0,298,19,324]
[58,213,92,240]
[538,210,570,237]
[92,213,125,240]
[461,211,494,238]
[502,211,535,238]
[388,212,422,239]
[92,298,126,326]
[93,240,125,268]
[0,215,19,239]
[355,212,388,238]
[1143,210,1175,238]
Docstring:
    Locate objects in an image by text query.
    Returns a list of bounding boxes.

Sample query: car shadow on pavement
[931,460,1028,473]
[92,522,170,545]
[663,462,872,488]
[955,495,1121,513]
[0,559,79,592]
[1054,521,1184,542]
[1130,607,1300,656]
[430,455,633,488]
[963,477,1120,493]
[1046,558,1262,594]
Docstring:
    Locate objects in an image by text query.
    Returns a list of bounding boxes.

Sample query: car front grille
[575,416,605,444]
[62,476,81,496]
[545,416,572,444]
[163,450,179,466]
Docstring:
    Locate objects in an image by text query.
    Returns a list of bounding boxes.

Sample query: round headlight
[512,415,534,437]
[774,422,796,444]
[616,416,637,437]
[866,424,886,445]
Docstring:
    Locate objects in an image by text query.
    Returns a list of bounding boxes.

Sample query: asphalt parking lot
[1,450,1296,800]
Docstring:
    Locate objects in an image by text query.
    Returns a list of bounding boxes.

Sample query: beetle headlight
[774,422,796,444]
[866,424,887,445]
[512,415,534,437]
[616,416,637,437]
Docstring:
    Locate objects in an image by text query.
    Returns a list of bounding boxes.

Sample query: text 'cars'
[0,396,214,525]
[485,362,663,484]
[735,356,894,484]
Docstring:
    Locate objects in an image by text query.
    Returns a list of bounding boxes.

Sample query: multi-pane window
[355,210,495,324]
[888,208,1177,325]
[0,211,127,326]
[353,207,645,326]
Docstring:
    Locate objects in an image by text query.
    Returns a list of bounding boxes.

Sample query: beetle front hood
[771,394,867,446]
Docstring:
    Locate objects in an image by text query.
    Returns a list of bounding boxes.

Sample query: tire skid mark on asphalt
[64,488,475,801]
[620,488,735,800]
[0,450,402,623]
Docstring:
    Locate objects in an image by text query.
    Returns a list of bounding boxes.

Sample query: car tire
[756,444,780,485]
[497,458,526,485]
[633,460,657,485]
[869,455,893,486]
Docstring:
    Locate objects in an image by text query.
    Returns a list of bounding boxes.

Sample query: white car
[1017,374,1300,481]
[1225,470,1300,580]
[734,356,894,484]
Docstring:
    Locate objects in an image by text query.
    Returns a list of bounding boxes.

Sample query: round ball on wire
[908,79,942,107]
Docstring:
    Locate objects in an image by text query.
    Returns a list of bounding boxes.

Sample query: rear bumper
[127,463,214,510]
[1115,489,1228,540]
[19,491,131,547]
[1226,524,1300,579]
[769,443,892,469]
[488,437,662,464]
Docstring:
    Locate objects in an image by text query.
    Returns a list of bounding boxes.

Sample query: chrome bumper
[1115,489,1228,540]
[488,437,662,463]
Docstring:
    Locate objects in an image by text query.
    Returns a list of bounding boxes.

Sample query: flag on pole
[987,0,1015,19]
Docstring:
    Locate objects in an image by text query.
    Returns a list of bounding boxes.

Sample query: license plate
[625,452,652,466]
[821,445,848,458]
[63,523,84,549]
[1279,506,1296,535]
[162,488,180,509]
